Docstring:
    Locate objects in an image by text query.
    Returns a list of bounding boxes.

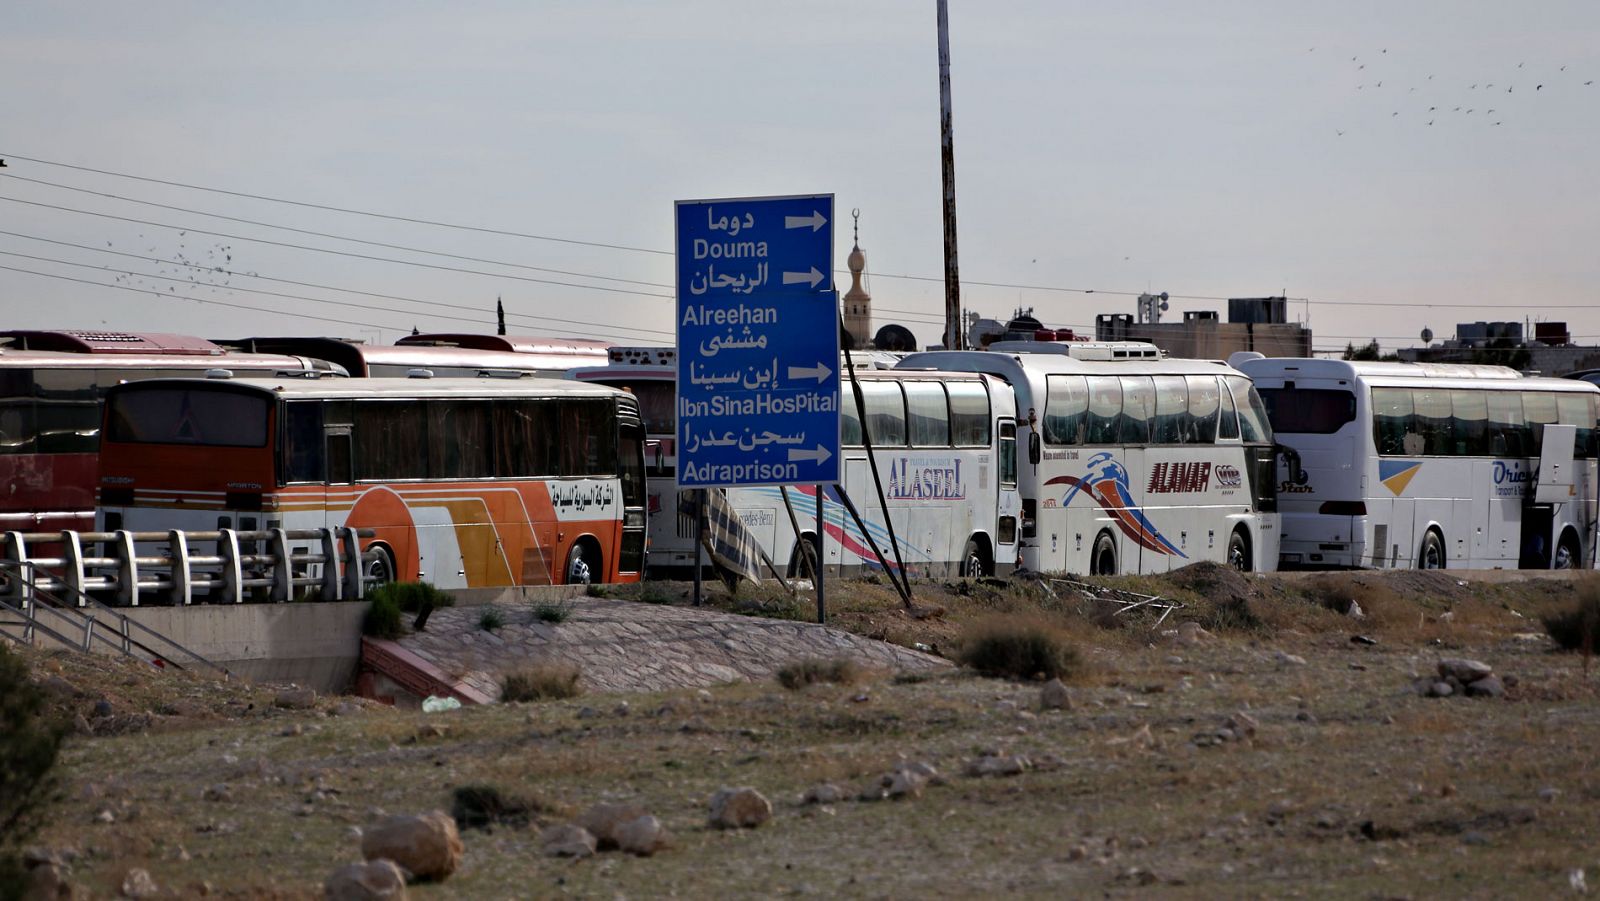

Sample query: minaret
[841,208,872,349]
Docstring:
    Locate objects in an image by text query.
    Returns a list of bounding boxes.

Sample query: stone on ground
[360,811,463,882]
[575,802,649,850]
[1040,678,1072,711]
[274,687,317,710]
[540,824,598,858]
[708,787,772,829]
[324,859,408,900]
[615,815,670,856]
[1437,659,1493,683]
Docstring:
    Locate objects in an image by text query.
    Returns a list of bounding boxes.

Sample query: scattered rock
[575,802,648,850]
[280,724,304,737]
[1347,600,1366,619]
[1273,651,1308,667]
[1040,678,1072,711]
[202,784,231,803]
[1227,711,1259,740]
[331,702,363,717]
[540,824,597,858]
[802,783,846,805]
[93,810,115,825]
[37,675,81,698]
[1538,786,1561,803]
[92,699,113,718]
[964,754,1030,777]
[708,787,772,829]
[1437,659,1493,684]
[119,868,158,898]
[1174,622,1210,647]
[615,815,669,856]
[274,687,317,710]
[1428,682,1454,698]
[886,770,927,800]
[360,811,463,882]
[414,724,448,740]
[25,862,74,900]
[1464,675,1505,699]
[324,859,408,900]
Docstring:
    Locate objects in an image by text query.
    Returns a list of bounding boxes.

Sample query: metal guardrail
[0,527,378,607]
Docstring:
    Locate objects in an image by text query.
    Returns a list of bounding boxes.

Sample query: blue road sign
[675,194,840,488]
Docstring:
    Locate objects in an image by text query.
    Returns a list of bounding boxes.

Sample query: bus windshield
[590,379,672,436]
[106,387,269,447]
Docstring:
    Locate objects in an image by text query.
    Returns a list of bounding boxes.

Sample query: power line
[0,248,668,343]
[0,230,673,339]
[0,151,673,256]
[0,173,672,290]
[0,194,675,299]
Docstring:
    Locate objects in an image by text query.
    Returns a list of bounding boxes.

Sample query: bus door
[1522,423,1577,566]
[618,419,648,578]
[996,420,1020,570]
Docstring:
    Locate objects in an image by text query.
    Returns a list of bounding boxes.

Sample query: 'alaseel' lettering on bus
[1146,461,1212,494]
[887,457,965,501]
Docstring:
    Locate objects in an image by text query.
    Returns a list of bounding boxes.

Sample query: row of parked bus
[1,328,1595,596]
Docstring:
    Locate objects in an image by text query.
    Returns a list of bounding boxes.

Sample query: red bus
[0,330,342,533]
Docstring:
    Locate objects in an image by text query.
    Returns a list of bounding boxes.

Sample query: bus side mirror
[1028,432,1041,466]
[646,439,663,468]
[1276,443,1305,485]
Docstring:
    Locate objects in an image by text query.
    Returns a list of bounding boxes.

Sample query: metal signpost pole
[814,485,826,624]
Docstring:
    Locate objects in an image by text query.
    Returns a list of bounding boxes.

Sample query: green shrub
[531,600,573,624]
[478,608,506,632]
[776,657,864,690]
[585,584,610,598]
[369,581,456,613]
[450,784,548,831]
[638,582,676,605]
[957,617,1081,681]
[363,592,404,639]
[1544,580,1600,652]
[501,663,582,702]
[0,646,66,888]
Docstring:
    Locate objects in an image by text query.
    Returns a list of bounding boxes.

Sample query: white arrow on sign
[786,361,833,384]
[788,445,833,465]
[784,211,828,232]
[782,266,825,289]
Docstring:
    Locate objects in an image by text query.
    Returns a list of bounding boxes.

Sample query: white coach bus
[899,342,1281,575]
[1235,356,1599,570]
[571,347,1019,579]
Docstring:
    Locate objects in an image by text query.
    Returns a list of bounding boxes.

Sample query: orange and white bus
[96,374,647,588]
[221,334,610,378]
[0,329,343,533]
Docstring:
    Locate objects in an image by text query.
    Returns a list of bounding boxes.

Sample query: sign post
[675,194,841,490]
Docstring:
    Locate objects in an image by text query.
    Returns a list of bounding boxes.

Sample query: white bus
[1236,357,1599,570]
[571,347,1020,579]
[898,341,1281,575]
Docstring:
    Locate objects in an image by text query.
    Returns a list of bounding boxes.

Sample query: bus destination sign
[675,193,841,488]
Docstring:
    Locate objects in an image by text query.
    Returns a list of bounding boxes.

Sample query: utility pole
[496,297,506,336]
[936,0,963,350]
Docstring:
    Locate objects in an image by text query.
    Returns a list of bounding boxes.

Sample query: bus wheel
[961,538,989,578]
[1227,529,1251,572]
[365,545,396,588]
[565,542,599,585]
[1419,530,1446,570]
[1554,532,1582,570]
[1090,532,1117,576]
[788,534,820,579]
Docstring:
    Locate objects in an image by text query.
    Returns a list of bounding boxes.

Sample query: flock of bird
[1312,46,1594,134]
[104,232,254,301]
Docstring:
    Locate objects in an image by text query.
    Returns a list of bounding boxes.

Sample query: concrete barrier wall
[117,602,368,692]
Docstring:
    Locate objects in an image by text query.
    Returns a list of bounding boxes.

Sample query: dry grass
[500,663,582,702]
[774,657,866,690]
[1543,575,1600,653]
[956,615,1082,681]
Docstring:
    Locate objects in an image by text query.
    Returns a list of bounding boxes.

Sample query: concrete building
[1396,320,1600,375]
[1094,296,1313,359]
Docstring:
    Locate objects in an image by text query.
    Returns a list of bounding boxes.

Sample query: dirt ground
[15,565,1600,899]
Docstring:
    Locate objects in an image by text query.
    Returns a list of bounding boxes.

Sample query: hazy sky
[3,1,1597,354]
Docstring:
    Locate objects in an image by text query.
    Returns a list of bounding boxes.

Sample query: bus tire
[788,533,820,579]
[1419,529,1446,570]
[1090,531,1117,577]
[961,538,990,578]
[1226,528,1251,572]
[565,540,601,585]
[365,544,397,588]
[1554,530,1583,570]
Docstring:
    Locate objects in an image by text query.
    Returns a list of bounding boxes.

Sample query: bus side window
[946,381,991,446]
[1371,387,1412,455]
[1451,389,1489,456]
[999,421,1017,488]
[840,388,863,446]
[1485,390,1525,457]
[1556,392,1595,459]
[354,401,429,480]
[1413,387,1452,456]
[283,401,325,483]
[1186,376,1221,444]
[1084,376,1121,445]
[1043,375,1087,446]
[1227,377,1272,444]
[1218,379,1240,441]
[1118,376,1154,445]
[428,400,493,479]
[1151,375,1187,445]
[904,381,950,447]
[861,381,907,447]
[1522,391,1558,453]
[326,430,352,485]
